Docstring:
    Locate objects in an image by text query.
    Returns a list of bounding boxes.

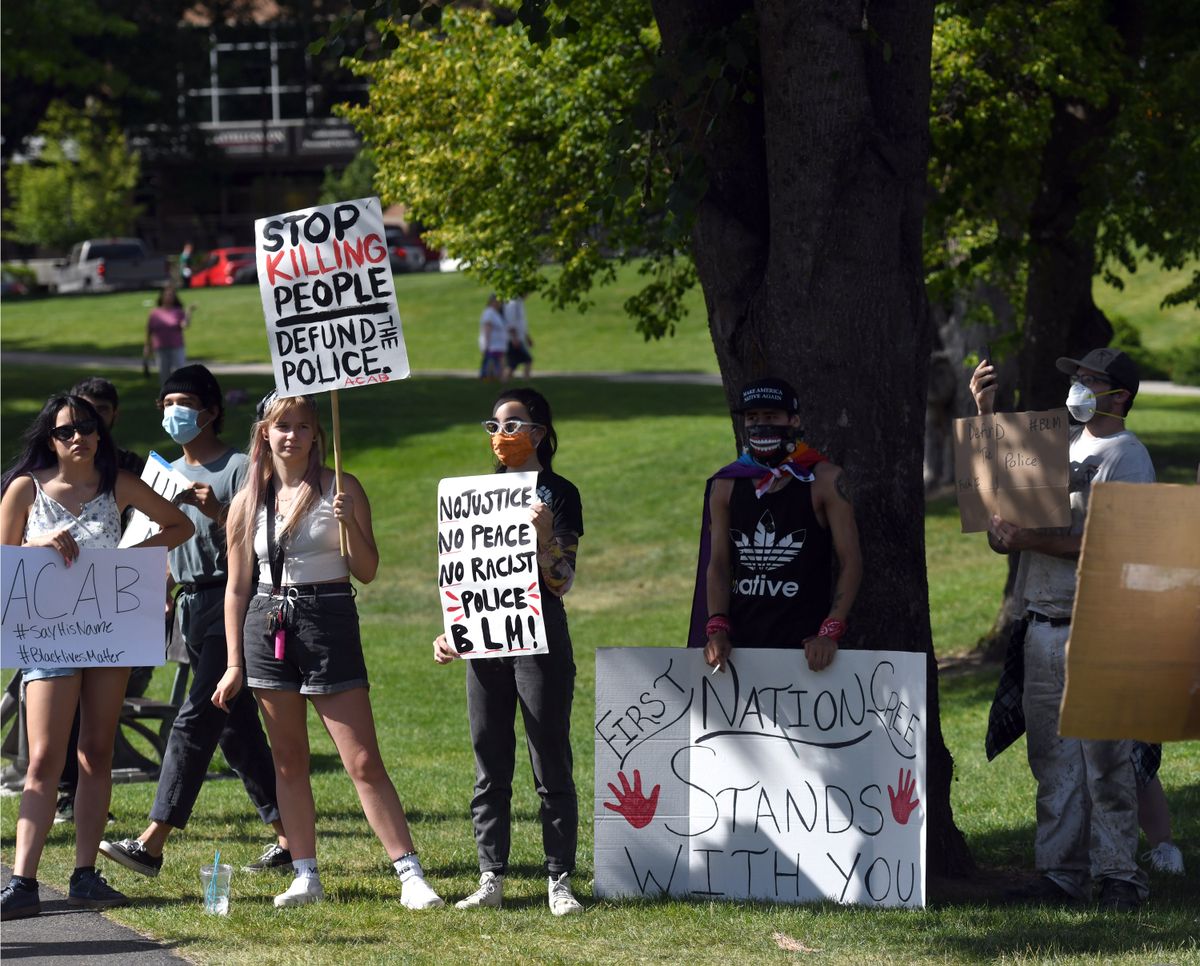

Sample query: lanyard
[267,481,286,594]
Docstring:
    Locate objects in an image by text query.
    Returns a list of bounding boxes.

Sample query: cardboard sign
[594,648,926,907]
[254,196,410,397]
[437,473,547,659]
[117,451,191,549]
[1060,483,1200,742]
[1,547,169,668]
[952,409,1071,532]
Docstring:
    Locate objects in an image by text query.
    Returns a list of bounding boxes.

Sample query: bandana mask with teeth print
[744,424,798,467]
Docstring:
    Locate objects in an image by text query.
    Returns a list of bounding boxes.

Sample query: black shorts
[506,344,532,368]
[243,585,369,695]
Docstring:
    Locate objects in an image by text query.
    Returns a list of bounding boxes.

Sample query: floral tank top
[23,474,122,549]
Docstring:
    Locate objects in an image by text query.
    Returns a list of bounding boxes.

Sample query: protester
[689,377,862,673]
[479,294,507,382]
[970,347,1153,910]
[433,387,584,915]
[144,285,195,385]
[99,366,291,882]
[0,395,192,921]
[211,391,443,909]
[179,242,194,287]
[503,295,534,380]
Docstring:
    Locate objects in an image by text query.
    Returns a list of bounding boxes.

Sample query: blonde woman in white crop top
[213,391,443,911]
[0,394,192,919]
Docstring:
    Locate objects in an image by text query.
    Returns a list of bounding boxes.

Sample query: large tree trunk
[652,0,972,876]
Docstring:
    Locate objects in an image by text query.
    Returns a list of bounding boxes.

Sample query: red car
[189,247,256,287]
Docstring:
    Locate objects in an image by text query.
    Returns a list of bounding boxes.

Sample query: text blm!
[254,197,410,395]
[437,473,548,659]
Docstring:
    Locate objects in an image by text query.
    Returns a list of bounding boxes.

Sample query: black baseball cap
[1055,348,1140,400]
[735,378,799,415]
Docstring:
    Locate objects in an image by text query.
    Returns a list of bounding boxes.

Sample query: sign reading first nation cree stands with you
[1,547,169,669]
[254,196,410,398]
[594,648,926,907]
[437,472,548,659]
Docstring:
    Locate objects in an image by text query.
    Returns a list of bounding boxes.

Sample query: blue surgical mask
[162,404,209,444]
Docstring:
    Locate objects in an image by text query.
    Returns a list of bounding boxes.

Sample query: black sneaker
[1,880,41,921]
[1097,877,1142,912]
[99,838,163,878]
[243,843,293,873]
[68,869,129,909]
[54,793,74,824]
[1005,875,1077,905]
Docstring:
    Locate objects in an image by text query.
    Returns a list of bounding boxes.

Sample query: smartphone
[980,343,993,366]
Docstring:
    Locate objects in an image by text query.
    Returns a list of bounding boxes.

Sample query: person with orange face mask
[433,387,584,916]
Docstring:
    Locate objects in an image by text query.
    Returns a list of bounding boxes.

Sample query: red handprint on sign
[603,769,660,829]
[888,768,920,824]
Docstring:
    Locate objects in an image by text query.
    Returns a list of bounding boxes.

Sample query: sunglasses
[481,419,542,436]
[50,419,98,442]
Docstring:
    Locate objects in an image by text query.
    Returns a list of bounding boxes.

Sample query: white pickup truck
[53,238,171,294]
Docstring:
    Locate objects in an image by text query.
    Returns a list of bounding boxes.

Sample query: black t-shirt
[534,469,584,543]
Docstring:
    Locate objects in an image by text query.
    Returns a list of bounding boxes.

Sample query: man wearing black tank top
[696,378,862,673]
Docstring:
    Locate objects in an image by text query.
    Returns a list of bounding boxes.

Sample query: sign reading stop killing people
[437,473,547,659]
[254,196,410,397]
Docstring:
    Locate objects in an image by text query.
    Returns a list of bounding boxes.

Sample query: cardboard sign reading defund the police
[1061,483,1200,742]
[952,409,1070,532]
[437,473,547,659]
[594,648,926,907]
[1,547,168,668]
[117,451,191,549]
[255,196,410,397]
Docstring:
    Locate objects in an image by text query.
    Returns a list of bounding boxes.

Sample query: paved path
[0,865,187,964]
[4,350,1198,395]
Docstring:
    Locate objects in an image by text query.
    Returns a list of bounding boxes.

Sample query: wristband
[817,618,846,642]
[706,614,731,638]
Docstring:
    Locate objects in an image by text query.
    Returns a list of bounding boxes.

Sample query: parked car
[190,247,257,287]
[385,226,439,273]
[1,269,30,297]
[53,238,171,294]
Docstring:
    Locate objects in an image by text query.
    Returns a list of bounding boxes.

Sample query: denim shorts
[243,585,369,696]
[23,667,81,683]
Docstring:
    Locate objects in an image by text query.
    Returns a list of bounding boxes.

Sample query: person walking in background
[212,391,443,910]
[434,387,584,916]
[144,285,194,385]
[479,294,507,382]
[99,366,292,884]
[178,242,194,287]
[0,395,192,921]
[503,294,534,380]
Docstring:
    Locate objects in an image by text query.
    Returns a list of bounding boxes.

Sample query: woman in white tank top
[0,395,192,919]
[214,391,442,910]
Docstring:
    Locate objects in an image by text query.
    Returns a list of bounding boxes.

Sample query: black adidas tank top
[726,475,833,647]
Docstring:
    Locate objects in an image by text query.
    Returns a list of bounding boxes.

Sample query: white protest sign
[254,196,410,397]
[437,473,547,658]
[118,451,191,549]
[2,547,169,668]
[594,648,926,907]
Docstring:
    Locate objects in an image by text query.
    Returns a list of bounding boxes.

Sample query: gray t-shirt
[1023,427,1155,616]
[168,448,249,584]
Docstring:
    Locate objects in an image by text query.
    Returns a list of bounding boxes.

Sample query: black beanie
[159,364,222,410]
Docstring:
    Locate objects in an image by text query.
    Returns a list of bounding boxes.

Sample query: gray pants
[465,609,577,876]
[1023,618,1147,900]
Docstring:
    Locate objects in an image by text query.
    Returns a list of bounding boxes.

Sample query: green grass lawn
[1095,260,1200,353]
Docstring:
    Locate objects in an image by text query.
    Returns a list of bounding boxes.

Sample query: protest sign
[118,451,191,549]
[594,648,926,907]
[1060,483,1200,742]
[437,473,547,659]
[254,196,410,398]
[1,547,169,668]
[952,409,1070,532]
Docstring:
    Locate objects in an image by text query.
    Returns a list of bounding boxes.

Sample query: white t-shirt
[1023,427,1155,616]
[503,298,529,349]
[480,306,507,353]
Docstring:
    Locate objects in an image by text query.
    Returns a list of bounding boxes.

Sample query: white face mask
[1066,381,1122,422]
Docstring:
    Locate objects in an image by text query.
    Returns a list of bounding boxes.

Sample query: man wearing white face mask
[101,365,289,882]
[969,347,1154,912]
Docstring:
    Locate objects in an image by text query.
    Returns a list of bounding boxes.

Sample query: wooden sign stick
[330,389,348,557]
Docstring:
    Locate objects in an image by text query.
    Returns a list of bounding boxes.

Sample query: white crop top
[253,483,349,585]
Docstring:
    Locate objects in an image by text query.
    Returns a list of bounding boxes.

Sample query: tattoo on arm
[835,472,852,504]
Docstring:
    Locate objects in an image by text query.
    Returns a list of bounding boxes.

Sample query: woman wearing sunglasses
[211,391,443,910]
[0,394,193,921]
[434,387,584,915]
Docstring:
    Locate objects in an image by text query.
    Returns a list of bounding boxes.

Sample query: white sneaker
[274,872,324,908]
[400,873,445,909]
[455,871,503,910]
[1143,842,1185,875]
[548,872,582,916]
